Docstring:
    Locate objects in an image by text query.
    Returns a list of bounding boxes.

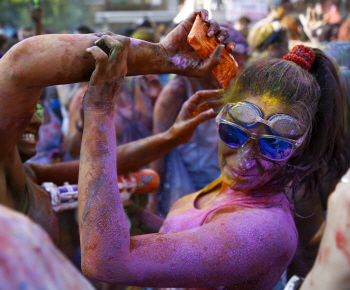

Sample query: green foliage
[0,0,94,32]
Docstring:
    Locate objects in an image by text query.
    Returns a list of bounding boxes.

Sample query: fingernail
[86,48,91,52]
[218,36,225,43]
[94,38,104,45]
[208,30,214,38]
[215,45,224,57]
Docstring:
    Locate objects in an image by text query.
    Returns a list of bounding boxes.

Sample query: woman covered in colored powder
[77,25,350,289]
[0,9,234,289]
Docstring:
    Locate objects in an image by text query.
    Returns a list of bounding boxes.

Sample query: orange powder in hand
[188,15,238,89]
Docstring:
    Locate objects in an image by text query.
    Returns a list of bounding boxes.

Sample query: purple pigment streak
[168,56,191,70]
[130,39,144,46]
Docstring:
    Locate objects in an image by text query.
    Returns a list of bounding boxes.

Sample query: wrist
[156,43,174,74]
[83,107,115,123]
[127,40,171,75]
[82,96,115,114]
[163,127,183,146]
[82,102,114,114]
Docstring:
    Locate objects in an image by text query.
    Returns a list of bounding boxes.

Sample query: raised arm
[4,9,229,89]
[0,33,99,158]
[0,9,231,158]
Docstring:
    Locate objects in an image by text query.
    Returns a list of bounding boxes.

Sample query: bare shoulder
[208,205,298,257]
[157,203,297,288]
[209,207,297,288]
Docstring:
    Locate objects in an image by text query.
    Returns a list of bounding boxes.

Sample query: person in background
[299,3,344,47]
[0,34,7,58]
[247,20,289,64]
[1,24,15,39]
[27,87,65,164]
[0,203,96,290]
[30,2,43,36]
[281,15,303,49]
[57,24,96,138]
[338,15,350,42]
[250,0,291,32]
[17,27,35,41]
[247,0,290,61]
[233,16,251,39]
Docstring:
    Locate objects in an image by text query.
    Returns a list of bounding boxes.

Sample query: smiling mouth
[229,166,258,177]
[21,133,36,143]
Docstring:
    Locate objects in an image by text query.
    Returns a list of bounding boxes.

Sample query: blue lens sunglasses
[215,102,307,161]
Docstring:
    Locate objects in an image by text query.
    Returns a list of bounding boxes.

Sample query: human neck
[219,179,284,197]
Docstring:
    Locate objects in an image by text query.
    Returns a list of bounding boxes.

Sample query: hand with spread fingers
[160,9,235,77]
[83,35,130,112]
[169,89,224,144]
[299,5,325,47]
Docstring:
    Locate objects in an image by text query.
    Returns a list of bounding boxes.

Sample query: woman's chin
[222,166,264,192]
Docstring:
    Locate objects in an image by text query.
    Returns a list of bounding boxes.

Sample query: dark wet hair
[224,48,350,203]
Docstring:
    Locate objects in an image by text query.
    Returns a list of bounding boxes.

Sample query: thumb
[196,44,224,77]
[86,46,108,71]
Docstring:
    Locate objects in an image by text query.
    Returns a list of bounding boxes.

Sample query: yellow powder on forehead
[260,94,282,108]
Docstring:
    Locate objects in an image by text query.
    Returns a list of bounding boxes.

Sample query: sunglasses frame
[216,106,307,162]
[226,102,306,136]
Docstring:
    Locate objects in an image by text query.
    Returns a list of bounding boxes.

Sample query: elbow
[81,256,127,284]
[81,260,99,281]
[3,38,35,80]
[81,257,110,282]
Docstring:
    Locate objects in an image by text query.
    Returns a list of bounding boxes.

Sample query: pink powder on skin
[335,230,350,266]
[168,56,191,70]
[130,39,144,46]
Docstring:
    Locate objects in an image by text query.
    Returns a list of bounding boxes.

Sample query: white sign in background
[225,0,269,23]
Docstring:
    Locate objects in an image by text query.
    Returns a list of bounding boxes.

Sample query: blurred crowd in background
[0,0,349,289]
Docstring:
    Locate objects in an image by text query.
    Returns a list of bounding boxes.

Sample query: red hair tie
[283,45,315,71]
